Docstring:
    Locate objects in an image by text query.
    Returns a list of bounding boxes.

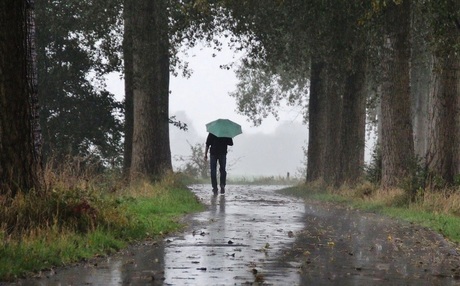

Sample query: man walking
[204,133,233,195]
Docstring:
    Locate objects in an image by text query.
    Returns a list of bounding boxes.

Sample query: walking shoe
[220,186,225,194]
[212,188,218,195]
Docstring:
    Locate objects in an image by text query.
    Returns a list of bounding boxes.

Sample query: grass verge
[228,175,302,185]
[0,173,204,281]
[280,182,460,244]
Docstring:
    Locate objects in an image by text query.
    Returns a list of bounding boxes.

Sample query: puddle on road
[12,184,306,286]
[163,185,305,285]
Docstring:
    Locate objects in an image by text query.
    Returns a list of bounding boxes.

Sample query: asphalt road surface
[10,184,460,285]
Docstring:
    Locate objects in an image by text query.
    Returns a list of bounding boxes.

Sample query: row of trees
[1,0,458,196]
[2,0,131,196]
[219,0,460,191]
[1,0,223,194]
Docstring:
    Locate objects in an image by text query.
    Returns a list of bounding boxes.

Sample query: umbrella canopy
[206,118,242,138]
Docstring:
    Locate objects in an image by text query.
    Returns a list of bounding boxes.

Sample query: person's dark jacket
[206,133,233,155]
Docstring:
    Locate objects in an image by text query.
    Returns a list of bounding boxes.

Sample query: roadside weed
[0,172,203,281]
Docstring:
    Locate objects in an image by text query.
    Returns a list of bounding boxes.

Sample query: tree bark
[426,0,460,186]
[306,59,328,182]
[323,66,342,185]
[411,2,432,162]
[0,0,42,195]
[380,0,414,189]
[130,0,172,181]
[122,0,134,177]
[339,51,367,185]
[427,52,460,185]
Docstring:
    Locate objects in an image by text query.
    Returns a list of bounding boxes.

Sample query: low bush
[0,168,203,281]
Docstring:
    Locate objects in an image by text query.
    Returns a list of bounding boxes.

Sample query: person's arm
[204,144,210,161]
[228,138,233,146]
[204,133,212,161]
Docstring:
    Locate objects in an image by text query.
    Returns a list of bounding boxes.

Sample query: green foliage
[422,0,460,55]
[365,145,430,198]
[454,175,460,186]
[169,0,230,77]
[364,144,382,184]
[231,61,309,126]
[398,155,429,199]
[35,0,124,168]
[217,0,375,129]
[169,115,189,131]
[0,186,129,238]
[175,142,209,179]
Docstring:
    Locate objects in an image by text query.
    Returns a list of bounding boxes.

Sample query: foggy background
[170,111,308,178]
[108,43,310,179]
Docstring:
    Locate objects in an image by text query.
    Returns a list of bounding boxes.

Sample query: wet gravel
[8,184,460,285]
[285,200,460,285]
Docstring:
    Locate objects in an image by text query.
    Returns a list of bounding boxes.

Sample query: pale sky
[106,43,309,178]
[168,44,305,135]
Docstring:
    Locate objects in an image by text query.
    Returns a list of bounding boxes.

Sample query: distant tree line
[0,0,459,196]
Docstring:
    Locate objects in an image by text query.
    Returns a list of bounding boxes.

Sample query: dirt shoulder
[281,198,460,285]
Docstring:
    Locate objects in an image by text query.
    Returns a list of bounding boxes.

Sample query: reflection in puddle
[163,184,306,285]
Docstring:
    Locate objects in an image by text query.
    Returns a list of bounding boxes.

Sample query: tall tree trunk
[412,77,430,161]
[380,0,414,189]
[426,0,460,186]
[427,52,460,185]
[411,2,432,162]
[306,59,328,182]
[27,0,42,165]
[130,0,172,181]
[0,0,42,195]
[339,51,367,185]
[323,66,342,185]
[122,0,134,177]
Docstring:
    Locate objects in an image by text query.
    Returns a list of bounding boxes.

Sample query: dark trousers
[210,154,227,190]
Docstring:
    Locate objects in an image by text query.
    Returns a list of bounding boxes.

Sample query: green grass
[228,175,302,185]
[361,204,460,242]
[0,230,124,278]
[124,187,204,237]
[0,180,204,281]
[280,184,460,244]
[185,174,302,186]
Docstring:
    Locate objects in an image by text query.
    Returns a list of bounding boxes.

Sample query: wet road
[162,185,305,285]
[288,200,460,285]
[10,184,460,285]
[12,185,306,285]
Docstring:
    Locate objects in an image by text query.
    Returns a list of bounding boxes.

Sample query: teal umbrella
[206,118,242,138]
